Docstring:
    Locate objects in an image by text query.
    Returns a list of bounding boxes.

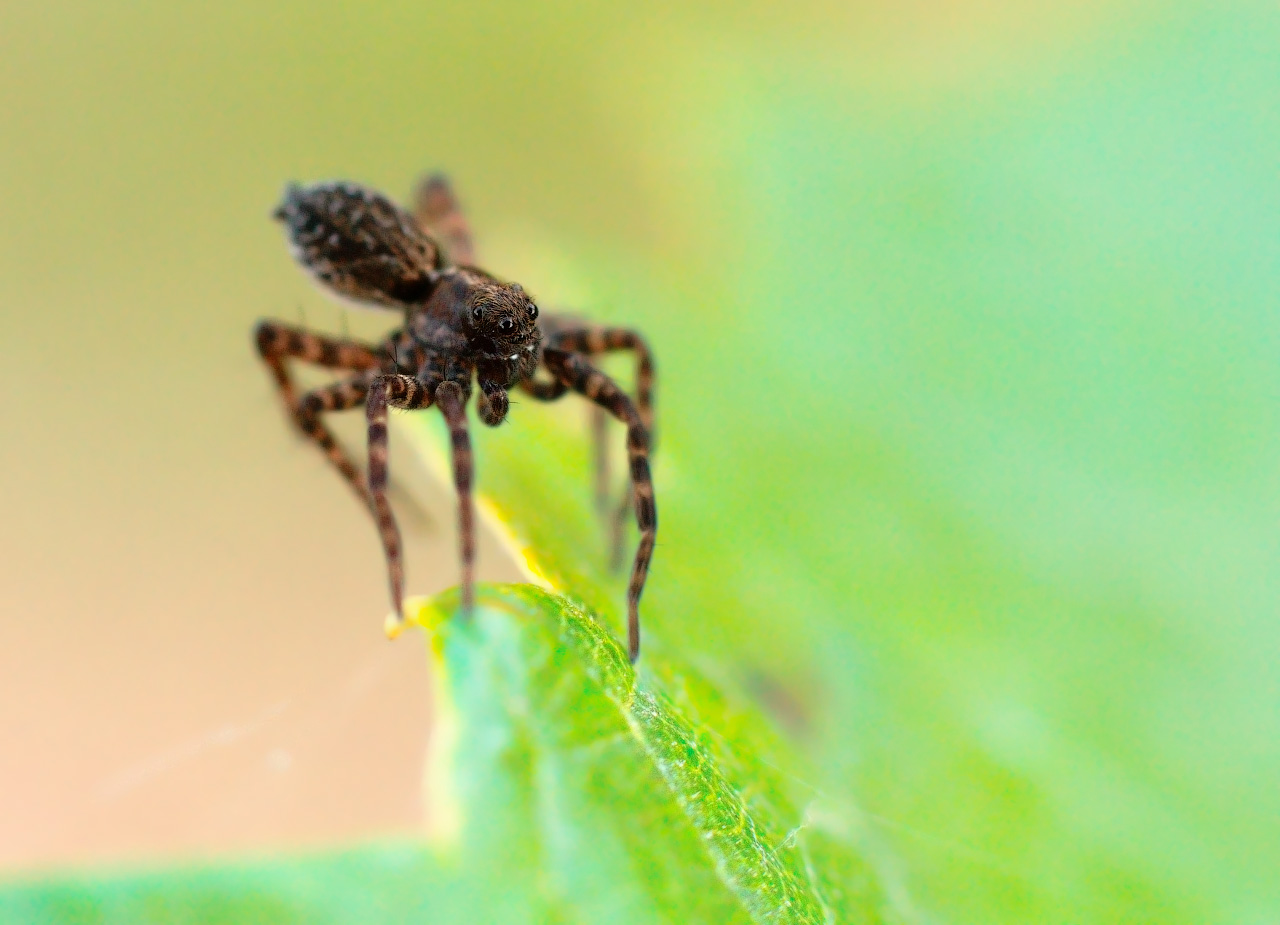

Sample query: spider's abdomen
[275,181,441,308]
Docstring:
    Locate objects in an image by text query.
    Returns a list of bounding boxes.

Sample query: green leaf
[401,584,907,924]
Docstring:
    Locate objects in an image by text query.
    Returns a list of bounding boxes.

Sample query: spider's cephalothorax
[410,270,544,404]
[254,175,657,662]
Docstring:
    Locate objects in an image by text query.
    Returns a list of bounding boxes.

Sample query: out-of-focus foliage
[0,846,444,925]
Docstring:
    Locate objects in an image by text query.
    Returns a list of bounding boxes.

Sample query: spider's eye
[471,306,483,321]
[498,317,515,333]
[528,304,539,320]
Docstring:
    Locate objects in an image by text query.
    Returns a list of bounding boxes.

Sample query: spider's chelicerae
[254,176,656,661]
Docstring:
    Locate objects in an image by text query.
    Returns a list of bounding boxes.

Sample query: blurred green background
[2,0,1279,922]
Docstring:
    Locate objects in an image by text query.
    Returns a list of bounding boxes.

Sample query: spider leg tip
[384,610,407,639]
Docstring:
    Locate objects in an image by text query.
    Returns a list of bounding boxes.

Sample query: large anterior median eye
[528,304,539,320]
[471,306,484,321]
[498,318,514,333]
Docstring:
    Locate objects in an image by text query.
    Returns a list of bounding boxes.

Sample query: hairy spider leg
[591,403,612,520]
[255,321,383,502]
[414,174,477,267]
[540,348,657,663]
[545,327,657,434]
[254,320,383,409]
[365,373,436,625]
[296,372,379,505]
[434,381,477,616]
[536,325,658,568]
[518,377,568,400]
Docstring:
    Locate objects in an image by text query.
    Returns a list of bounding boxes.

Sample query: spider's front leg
[527,324,657,567]
[367,370,478,628]
[541,347,657,663]
[544,325,656,436]
[366,373,435,627]
[434,380,477,615]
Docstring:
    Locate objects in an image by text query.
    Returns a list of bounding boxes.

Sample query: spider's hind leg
[414,174,476,267]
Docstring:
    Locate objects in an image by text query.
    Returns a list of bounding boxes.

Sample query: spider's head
[461,279,542,362]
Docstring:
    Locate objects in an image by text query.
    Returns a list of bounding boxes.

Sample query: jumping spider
[254,175,656,662]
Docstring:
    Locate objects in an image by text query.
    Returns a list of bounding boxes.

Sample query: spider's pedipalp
[476,378,510,426]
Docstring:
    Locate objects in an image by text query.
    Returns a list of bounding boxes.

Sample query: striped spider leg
[253,320,385,506]
[535,320,656,570]
[414,173,477,267]
[531,346,657,663]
